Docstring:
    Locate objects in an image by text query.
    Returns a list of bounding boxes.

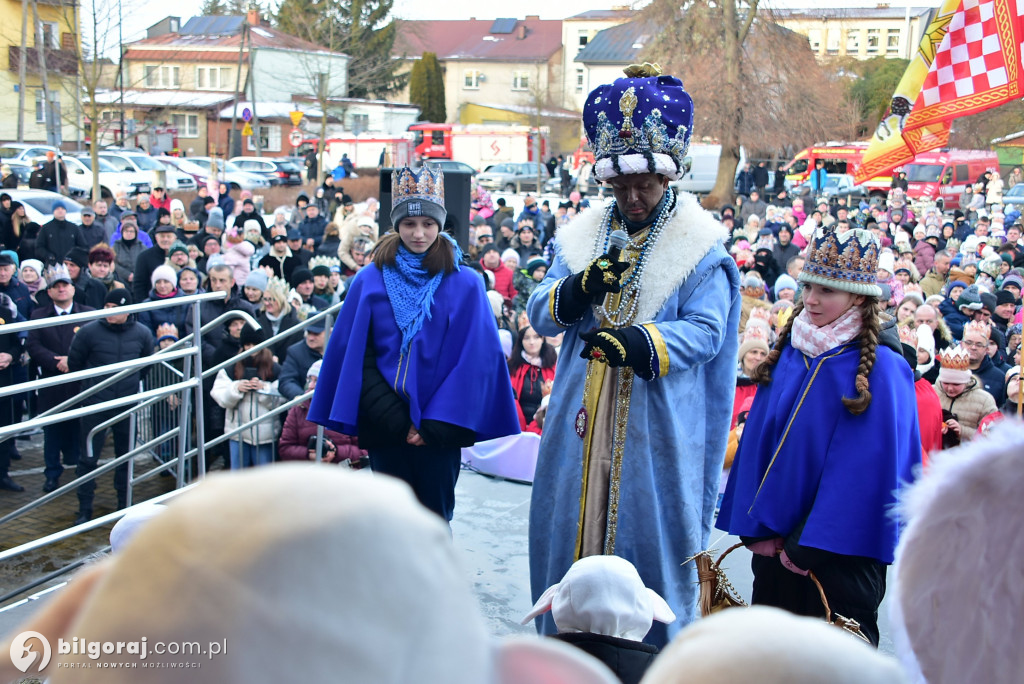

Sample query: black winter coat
[72,273,107,310]
[278,338,323,401]
[68,316,154,404]
[139,289,192,336]
[132,245,169,303]
[184,288,255,363]
[257,308,301,363]
[551,633,658,684]
[26,302,95,411]
[36,218,81,265]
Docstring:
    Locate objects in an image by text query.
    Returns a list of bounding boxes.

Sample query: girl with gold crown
[309,166,519,521]
[718,226,921,647]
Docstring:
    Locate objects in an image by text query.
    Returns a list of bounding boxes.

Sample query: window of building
[576,68,584,92]
[808,29,822,53]
[463,69,480,89]
[196,66,231,90]
[866,28,880,53]
[512,71,529,91]
[845,30,860,55]
[578,30,589,47]
[145,65,180,88]
[826,29,840,55]
[248,125,282,152]
[172,113,199,138]
[38,21,59,49]
[35,90,46,123]
[887,28,901,53]
[351,113,369,135]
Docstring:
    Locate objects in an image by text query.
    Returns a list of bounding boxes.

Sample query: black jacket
[139,288,192,336]
[279,338,323,401]
[551,633,658,684]
[72,272,107,310]
[184,287,255,363]
[26,302,95,411]
[258,308,302,363]
[259,251,301,282]
[235,209,267,239]
[132,245,169,303]
[973,354,1007,406]
[76,221,107,250]
[68,316,155,404]
[36,218,81,265]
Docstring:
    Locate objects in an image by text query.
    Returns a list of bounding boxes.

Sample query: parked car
[65,155,152,201]
[159,156,271,191]
[97,151,196,193]
[3,189,85,224]
[427,160,477,178]
[3,160,33,188]
[1002,182,1024,206]
[476,162,551,193]
[791,173,869,201]
[0,143,60,164]
[229,157,303,186]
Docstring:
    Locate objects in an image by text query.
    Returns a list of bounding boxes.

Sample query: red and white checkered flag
[903,0,1024,152]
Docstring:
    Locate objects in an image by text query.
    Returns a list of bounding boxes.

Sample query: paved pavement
[0,464,894,655]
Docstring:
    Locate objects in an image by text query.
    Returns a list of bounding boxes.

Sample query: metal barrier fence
[0,295,340,573]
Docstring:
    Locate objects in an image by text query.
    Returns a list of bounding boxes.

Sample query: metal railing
[0,296,342,604]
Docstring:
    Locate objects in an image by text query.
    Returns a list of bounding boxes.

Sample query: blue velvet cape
[717,342,921,564]
[308,263,520,442]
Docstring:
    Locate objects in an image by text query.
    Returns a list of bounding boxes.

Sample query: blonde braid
[751,300,803,385]
[842,298,880,415]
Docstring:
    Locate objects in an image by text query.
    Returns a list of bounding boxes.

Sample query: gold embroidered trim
[598,331,628,360]
[605,367,635,554]
[643,323,670,377]
[748,347,847,512]
[574,359,609,561]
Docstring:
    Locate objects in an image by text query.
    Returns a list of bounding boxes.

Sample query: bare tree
[641,0,859,206]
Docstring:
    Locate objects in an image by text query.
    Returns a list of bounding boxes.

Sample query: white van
[670,144,747,195]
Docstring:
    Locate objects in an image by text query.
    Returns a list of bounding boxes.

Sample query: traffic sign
[289,127,303,148]
[242,108,252,122]
[241,122,253,137]
[289,110,304,126]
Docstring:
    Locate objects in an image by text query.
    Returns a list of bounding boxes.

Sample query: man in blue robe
[526,64,741,647]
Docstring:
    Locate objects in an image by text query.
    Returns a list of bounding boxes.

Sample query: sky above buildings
[112,1,937,54]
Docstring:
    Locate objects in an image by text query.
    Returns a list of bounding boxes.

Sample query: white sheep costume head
[522,555,676,640]
[890,421,1024,684]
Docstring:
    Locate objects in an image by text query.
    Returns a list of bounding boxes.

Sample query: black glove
[573,254,630,301]
[553,255,630,326]
[578,326,655,379]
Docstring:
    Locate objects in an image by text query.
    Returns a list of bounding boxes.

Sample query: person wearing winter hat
[733,326,769,429]
[137,264,187,336]
[772,273,797,303]
[86,244,125,295]
[242,269,269,310]
[932,346,996,441]
[992,288,1016,333]
[205,205,226,235]
[309,164,519,523]
[524,64,741,647]
[63,246,106,310]
[502,247,521,272]
[166,239,192,272]
[739,271,769,331]
[719,226,920,646]
[946,283,984,340]
[131,222,179,303]
[1000,272,1023,301]
[67,288,154,523]
[18,258,46,300]
[479,243,517,301]
[289,267,328,311]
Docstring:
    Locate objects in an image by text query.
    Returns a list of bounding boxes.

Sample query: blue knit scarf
[382,234,462,356]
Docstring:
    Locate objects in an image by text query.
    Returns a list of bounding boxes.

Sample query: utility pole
[229,22,247,159]
[118,0,124,142]
[17,0,29,141]
[31,0,54,146]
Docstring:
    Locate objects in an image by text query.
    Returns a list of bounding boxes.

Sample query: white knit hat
[642,606,907,684]
[16,466,618,684]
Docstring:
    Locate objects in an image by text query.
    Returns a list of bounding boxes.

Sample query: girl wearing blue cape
[308,166,520,521]
[717,227,921,647]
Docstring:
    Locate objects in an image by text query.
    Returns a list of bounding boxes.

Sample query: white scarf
[521,350,542,368]
[790,306,863,358]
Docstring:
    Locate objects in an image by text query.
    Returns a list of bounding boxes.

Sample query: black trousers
[751,551,886,647]
[77,408,130,513]
[369,444,462,522]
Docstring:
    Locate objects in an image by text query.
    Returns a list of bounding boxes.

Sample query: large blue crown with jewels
[391,165,445,211]
[582,63,693,182]
[798,227,883,297]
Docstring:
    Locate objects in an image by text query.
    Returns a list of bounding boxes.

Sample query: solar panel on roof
[490,18,517,34]
[180,15,245,35]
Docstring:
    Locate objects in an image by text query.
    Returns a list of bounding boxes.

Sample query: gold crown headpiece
[938,346,971,371]
[391,165,445,211]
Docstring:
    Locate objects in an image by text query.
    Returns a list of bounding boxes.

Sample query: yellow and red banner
[856,0,1024,183]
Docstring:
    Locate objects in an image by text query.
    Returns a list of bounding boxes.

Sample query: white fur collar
[557,191,728,322]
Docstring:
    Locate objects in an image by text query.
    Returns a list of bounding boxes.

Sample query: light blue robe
[526,192,741,646]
